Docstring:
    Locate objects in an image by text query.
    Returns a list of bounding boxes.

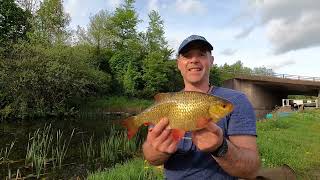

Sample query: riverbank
[83,96,153,114]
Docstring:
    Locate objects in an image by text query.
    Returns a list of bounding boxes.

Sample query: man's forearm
[213,140,261,179]
[142,141,171,166]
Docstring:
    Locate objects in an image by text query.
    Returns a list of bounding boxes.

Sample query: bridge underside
[223,75,320,119]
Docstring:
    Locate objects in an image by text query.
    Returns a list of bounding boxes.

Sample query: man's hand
[143,117,179,166]
[146,117,179,154]
[192,122,223,152]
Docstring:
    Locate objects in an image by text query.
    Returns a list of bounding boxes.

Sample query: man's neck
[184,83,211,93]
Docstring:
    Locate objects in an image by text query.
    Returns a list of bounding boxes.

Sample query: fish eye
[222,104,226,108]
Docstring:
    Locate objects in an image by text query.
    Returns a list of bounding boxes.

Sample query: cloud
[234,24,255,39]
[256,0,320,54]
[266,59,296,70]
[148,0,159,12]
[107,0,121,9]
[266,11,320,54]
[175,0,207,14]
[220,48,237,56]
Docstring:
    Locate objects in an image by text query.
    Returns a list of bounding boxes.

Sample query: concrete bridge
[223,73,320,118]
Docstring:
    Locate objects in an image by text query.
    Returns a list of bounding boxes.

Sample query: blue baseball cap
[178,35,213,54]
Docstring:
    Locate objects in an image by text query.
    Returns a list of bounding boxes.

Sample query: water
[0,112,136,179]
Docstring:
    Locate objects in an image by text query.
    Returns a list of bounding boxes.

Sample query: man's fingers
[157,135,174,152]
[205,122,223,136]
[167,139,179,153]
[191,131,199,144]
[153,128,171,148]
[149,118,169,138]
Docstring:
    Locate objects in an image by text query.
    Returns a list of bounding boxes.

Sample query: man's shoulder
[213,86,246,101]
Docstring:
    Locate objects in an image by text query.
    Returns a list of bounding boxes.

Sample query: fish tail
[171,129,185,141]
[121,116,139,139]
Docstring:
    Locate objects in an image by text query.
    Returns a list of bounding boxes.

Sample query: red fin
[154,93,171,103]
[143,122,152,126]
[196,117,211,129]
[121,116,139,139]
[171,129,185,141]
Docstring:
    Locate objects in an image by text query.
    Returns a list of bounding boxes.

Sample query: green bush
[0,44,112,119]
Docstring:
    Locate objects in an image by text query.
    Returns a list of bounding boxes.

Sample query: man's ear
[177,56,182,71]
[210,55,214,65]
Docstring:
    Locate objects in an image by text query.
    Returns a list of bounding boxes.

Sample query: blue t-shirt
[164,87,257,180]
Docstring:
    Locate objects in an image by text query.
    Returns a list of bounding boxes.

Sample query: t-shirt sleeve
[227,93,257,136]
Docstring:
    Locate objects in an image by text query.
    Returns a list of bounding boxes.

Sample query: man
[143,35,260,179]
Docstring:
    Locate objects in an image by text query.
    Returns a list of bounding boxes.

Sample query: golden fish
[122,91,234,140]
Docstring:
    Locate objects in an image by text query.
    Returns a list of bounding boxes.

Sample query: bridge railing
[221,70,320,82]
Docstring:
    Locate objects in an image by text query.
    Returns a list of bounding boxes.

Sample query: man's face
[177,44,213,86]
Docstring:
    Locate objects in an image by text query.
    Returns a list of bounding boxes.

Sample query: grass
[257,110,320,178]
[87,158,163,180]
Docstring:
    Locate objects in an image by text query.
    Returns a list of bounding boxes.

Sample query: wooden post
[317,90,320,108]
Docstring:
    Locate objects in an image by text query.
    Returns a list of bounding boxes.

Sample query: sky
[63,0,320,77]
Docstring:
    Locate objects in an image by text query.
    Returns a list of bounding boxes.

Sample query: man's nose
[189,55,200,63]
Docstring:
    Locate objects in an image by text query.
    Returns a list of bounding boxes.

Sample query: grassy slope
[88,158,163,180]
[257,110,320,178]
[89,110,320,179]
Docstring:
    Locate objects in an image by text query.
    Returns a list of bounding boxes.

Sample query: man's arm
[214,135,260,179]
[192,122,260,179]
[142,118,179,166]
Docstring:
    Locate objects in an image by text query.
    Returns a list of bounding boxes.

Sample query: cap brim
[179,40,213,54]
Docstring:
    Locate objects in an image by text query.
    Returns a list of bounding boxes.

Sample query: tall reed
[25,124,53,178]
[52,129,75,169]
[80,134,97,163]
[0,140,15,164]
[100,125,141,166]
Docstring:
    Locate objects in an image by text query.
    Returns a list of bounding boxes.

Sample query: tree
[0,0,31,53]
[252,66,274,76]
[16,0,39,14]
[123,61,141,96]
[108,0,145,96]
[76,10,115,72]
[210,64,222,86]
[145,10,168,51]
[219,60,253,81]
[142,10,173,96]
[31,0,70,45]
[77,10,115,49]
[110,0,139,50]
[142,52,169,95]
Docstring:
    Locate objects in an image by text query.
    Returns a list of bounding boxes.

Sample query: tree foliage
[0,0,31,55]
[30,0,70,45]
[77,10,114,49]
[142,10,173,96]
